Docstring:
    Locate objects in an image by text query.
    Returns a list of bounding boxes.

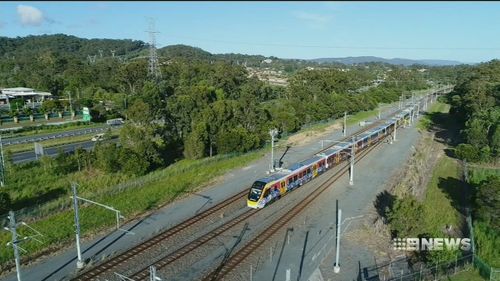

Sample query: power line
[164,35,500,51]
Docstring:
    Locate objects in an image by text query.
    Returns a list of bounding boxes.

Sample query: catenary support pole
[349,137,355,186]
[0,134,5,187]
[72,183,84,269]
[393,121,397,142]
[343,112,347,137]
[334,208,342,273]
[8,211,22,281]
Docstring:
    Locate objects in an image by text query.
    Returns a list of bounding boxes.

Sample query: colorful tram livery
[247,105,415,209]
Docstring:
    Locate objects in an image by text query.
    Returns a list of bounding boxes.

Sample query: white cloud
[17,5,45,26]
[293,11,333,29]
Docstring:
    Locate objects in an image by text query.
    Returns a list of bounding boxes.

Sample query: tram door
[280,181,286,195]
[313,164,318,177]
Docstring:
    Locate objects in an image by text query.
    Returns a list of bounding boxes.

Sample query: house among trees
[0,87,52,108]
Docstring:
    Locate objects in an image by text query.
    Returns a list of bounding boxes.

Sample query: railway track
[199,96,434,280]
[102,125,394,280]
[72,189,248,280]
[72,97,422,281]
[201,133,387,281]
[127,139,382,281]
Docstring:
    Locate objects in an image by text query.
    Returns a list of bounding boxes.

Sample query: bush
[455,143,480,162]
[388,196,425,237]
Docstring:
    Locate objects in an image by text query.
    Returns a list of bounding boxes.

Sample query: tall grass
[474,222,500,268]
[468,166,500,268]
[417,102,450,131]
[422,156,464,235]
[469,166,500,185]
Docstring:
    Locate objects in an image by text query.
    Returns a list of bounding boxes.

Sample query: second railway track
[200,134,387,281]
[72,189,248,280]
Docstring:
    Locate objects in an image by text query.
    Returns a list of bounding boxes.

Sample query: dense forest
[448,60,500,163]
[0,34,442,177]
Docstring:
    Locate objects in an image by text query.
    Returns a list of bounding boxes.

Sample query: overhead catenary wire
[162,35,500,51]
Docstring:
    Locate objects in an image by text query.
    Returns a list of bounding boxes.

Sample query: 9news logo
[393,237,472,251]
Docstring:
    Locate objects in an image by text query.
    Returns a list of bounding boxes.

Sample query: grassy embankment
[421,156,465,234]
[418,101,466,243]
[417,101,498,279]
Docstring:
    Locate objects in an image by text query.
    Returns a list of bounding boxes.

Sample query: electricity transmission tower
[146,18,161,81]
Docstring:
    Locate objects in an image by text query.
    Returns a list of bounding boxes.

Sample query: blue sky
[1,1,500,63]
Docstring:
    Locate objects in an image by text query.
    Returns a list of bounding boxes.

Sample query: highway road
[11,138,119,164]
[1,125,122,146]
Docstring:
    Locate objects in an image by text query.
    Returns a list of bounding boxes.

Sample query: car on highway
[91,133,105,142]
[106,118,124,126]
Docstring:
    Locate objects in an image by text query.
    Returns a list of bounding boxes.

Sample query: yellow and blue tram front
[247,180,267,208]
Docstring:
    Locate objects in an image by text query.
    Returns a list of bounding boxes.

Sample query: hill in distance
[310,56,463,66]
[1,34,463,67]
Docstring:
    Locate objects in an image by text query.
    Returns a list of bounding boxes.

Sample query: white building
[0,87,52,106]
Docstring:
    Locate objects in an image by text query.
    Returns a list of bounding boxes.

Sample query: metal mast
[147,18,161,80]
[0,134,5,187]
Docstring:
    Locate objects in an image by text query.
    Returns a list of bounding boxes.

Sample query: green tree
[454,143,480,162]
[216,127,259,154]
[116,60,148,95]
[184,121,208,159]
[41,99,60,114]
[119,148,149,176]
[119,123,165,169]
[475,175,500,230]
[126,100,153,125]
[388,196,424,237]
[94,142,121,173]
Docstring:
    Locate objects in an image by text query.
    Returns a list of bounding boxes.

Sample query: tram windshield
[248,181,266,201]
[248,188,262,201]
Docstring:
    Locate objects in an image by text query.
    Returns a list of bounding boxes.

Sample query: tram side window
[263,189,270,198]
[294,175,298,181]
